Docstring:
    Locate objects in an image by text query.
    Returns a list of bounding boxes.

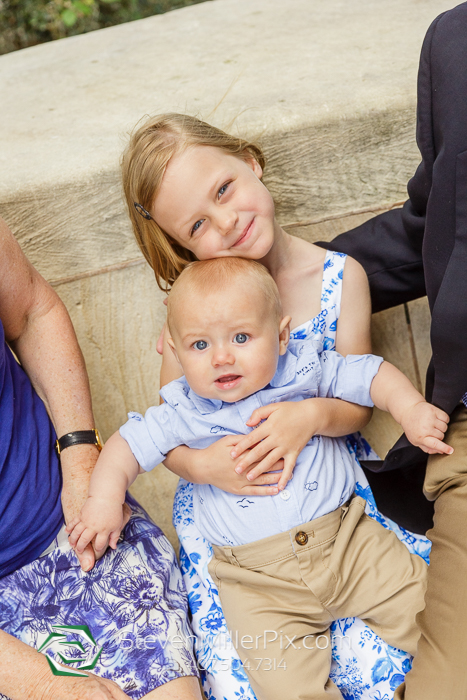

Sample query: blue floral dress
[173,250,431,700]
[0,495,198,700]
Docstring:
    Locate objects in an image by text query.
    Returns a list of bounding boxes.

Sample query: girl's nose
[217,208,238,235]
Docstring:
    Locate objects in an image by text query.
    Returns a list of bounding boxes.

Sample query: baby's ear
[166,336,181,364]
[278,316,291,355]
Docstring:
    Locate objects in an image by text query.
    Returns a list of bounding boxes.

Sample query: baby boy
[68,257,450,700]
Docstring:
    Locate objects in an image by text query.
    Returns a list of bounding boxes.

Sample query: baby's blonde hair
[121,113,266,292]
[167,257,282,334]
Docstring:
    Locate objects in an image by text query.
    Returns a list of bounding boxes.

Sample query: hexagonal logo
[38,624,102,677]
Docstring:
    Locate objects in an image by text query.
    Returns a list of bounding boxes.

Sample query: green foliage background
[0,0,208,54]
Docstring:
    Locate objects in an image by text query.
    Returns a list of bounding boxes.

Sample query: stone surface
[0,0,453,275]
[0,0,443,545]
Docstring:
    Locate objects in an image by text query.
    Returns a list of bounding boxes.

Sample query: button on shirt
[120,344,383,547]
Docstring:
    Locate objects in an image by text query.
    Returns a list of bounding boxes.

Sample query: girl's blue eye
[218,182,229,198]
[193,340,208,350]
[234,333,249,344]
[191,219,204,236]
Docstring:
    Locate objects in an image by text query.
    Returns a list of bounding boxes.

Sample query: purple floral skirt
[0,495,198,699]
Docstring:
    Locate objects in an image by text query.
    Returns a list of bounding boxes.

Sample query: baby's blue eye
[234,333,249,344]
[218,182,230,198]
[194,340,208,350]
[191,219,204,236]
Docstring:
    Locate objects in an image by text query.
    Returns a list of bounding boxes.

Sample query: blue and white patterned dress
[173,250,431,700]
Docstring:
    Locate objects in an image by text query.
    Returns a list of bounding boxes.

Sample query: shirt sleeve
[317,351,384,406]
[119,404,182,471]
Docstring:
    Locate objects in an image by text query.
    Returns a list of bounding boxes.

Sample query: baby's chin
[196,378,271,403]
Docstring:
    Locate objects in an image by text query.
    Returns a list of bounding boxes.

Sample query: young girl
[121,113,432,699]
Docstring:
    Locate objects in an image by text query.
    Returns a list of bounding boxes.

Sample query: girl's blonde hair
[121,113,266,291]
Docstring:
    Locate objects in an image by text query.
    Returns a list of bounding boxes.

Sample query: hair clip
[134,202,153,220]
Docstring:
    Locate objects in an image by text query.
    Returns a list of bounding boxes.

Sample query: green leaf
[73,0,93,15]
[61,8,77,26]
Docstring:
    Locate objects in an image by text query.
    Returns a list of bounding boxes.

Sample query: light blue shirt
[120,343,383,546]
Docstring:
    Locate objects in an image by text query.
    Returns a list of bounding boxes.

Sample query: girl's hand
[401,401,453,455]
[231,400,323,490]
[66,497,125,555]
[165,435,283,495]
[200,435,283,495]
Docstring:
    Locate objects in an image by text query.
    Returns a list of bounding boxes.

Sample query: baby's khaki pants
[209,496,427,700]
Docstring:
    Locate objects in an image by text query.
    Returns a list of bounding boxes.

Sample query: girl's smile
[232,218,255,248]
[151,145,277,262]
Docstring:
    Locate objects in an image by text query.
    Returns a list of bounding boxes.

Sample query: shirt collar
[187,388,223,415]
[160,377,223,414]
[269,345,301,388]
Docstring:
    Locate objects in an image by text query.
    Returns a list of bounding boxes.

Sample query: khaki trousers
[209,496,427,700]
[395,404,467,700]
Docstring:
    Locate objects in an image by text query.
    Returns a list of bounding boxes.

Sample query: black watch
[55,429,103,456]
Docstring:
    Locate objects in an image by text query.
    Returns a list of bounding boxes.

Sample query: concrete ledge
[0,0,449,546]
[0,0,453,269]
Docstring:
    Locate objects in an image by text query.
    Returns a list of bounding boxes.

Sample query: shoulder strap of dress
[320,250,347,311]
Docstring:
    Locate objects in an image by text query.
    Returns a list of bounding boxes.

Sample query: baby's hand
[231,400,321,490]
[66,496,125,556]
[401,401,453,455]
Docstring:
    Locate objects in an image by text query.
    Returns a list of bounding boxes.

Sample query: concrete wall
[0,0,449,547]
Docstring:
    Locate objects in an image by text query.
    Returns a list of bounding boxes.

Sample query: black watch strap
[55,429,102,456]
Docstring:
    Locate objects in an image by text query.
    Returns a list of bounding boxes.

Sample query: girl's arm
[323,254,373,430]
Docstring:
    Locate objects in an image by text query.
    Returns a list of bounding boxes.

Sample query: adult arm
[0,630,130,700]
[0,217,99,571]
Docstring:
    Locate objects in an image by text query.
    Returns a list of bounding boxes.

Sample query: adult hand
[60,444,99,572]
[67,496,126,554]
[60,445,131,570]
[39,670,130,700]
[0,629,131,700]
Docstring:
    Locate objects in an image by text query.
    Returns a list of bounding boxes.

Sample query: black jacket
[321,2,467,477]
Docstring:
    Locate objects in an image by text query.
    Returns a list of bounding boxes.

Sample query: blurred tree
[0,0,208,54]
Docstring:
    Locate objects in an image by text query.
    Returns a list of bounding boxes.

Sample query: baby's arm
[67,432,141,554]
[370,362,452,454]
